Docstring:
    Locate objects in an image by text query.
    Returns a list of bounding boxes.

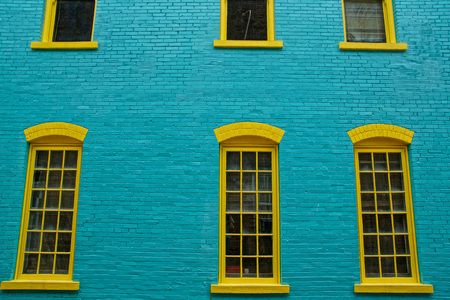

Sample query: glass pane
[225,257,240,277]
[53,0,96,42]
[55,254,70,274]
[376,193,390,212]
[35,151,49,168]
[242,236,256,255]
[362,214,376,233]
[344,0,386,43]
[57,232,72,252]
[30,191,45,209]
[64,151,78,169]
[390,173,404,191]
[373,153,387,171]
[59,212,73,231]
[23,254,39,274]
[242,152,256,170]
[44,211,58,230]
[28,211,43,230]
[47,171,62,189]
[381,257,395,277]
[41,232,56,252]
[396,256,412,277]
[395,235,410,255]
[61,191,75,209]
[242,193,256,212]
[227,0,267,41]
[226,193,240,212]
[25,232,41,251]
[39,254,54,274]
[49,151,63,169]
[379,235,394,255]
[258,152,271,170]
[226,152,240,170]
[392,193,406,211]
[394,214,408,233]
[365,257,380,277]
[46,191,60,209]
[242,258,257,277]
[361,193,375,212]
[378,215,392,233]
[258,173,272,191]
[226,214,240,234]
[375,173,389,191]
[358,153,372,171]
[363,235,378,255]
[226,172,240,191]
[226,236,240,255]
[242,172,256,191]
[259,257,273,278]
[33,170,47,189]
[62,171,77,189]
[389,153,402,171]
[259,236,273,255]
[259,214,272,234]
[258,193,272,212]
[360,173,374,191]
[242,214,256,234]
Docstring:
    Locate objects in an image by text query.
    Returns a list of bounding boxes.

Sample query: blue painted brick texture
[0,0,449,299]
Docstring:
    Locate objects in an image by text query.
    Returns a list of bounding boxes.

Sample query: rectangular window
[31,0,98,50]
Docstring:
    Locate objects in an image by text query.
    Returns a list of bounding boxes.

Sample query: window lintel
[24,122,88,143]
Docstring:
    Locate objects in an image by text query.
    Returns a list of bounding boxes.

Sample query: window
[214,0,283,48]
[1,122,88,290]
[339,0,407,51]
[348,124,433,293]
[211,122,289,294]
[31,0,98,50]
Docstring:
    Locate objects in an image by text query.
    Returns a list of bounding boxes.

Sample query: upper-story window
[214,0,283,48]
[31,0,98,50]
[339,0,407,51]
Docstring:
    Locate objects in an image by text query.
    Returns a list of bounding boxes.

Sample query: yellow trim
[340,0,407,51]
[354,283,434,293]
[24,122,88,143]
[1,280,79,291]
[339,42,407,51]
[211,284,289,294]
[347,124,414,145]
[31,42,98,50]
[215,0,282,48]
[214,122,285,144]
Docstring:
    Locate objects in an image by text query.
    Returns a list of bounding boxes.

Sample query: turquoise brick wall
[0,0,449,299]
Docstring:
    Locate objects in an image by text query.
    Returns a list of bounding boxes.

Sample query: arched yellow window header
[347,124,414,145]
[24,122,88,143]
[214,122,285,144]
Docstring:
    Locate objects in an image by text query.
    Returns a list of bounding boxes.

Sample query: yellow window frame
[31,0,98,50]
[348,124,433,294]
[214,0,283,48]
[339,0,407,51]
[1,122,88,291]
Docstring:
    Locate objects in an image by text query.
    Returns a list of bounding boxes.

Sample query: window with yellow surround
[31,0,98,50]
[1,122,88,291]
[214,0,283,48]
[348,124,433,294]
[211,122,289,294]
[340,0,407,51]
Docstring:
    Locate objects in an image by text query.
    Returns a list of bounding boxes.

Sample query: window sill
[211,284,289,294]
[31,41,98,50]
[339,42,407,51]
[214,40,283,49]
[1,280,79,290]
[354,283,434,294]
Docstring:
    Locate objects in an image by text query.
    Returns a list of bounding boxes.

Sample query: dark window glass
[53,0,95,42]
[227,0,267,40]
[344,0,386,43]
